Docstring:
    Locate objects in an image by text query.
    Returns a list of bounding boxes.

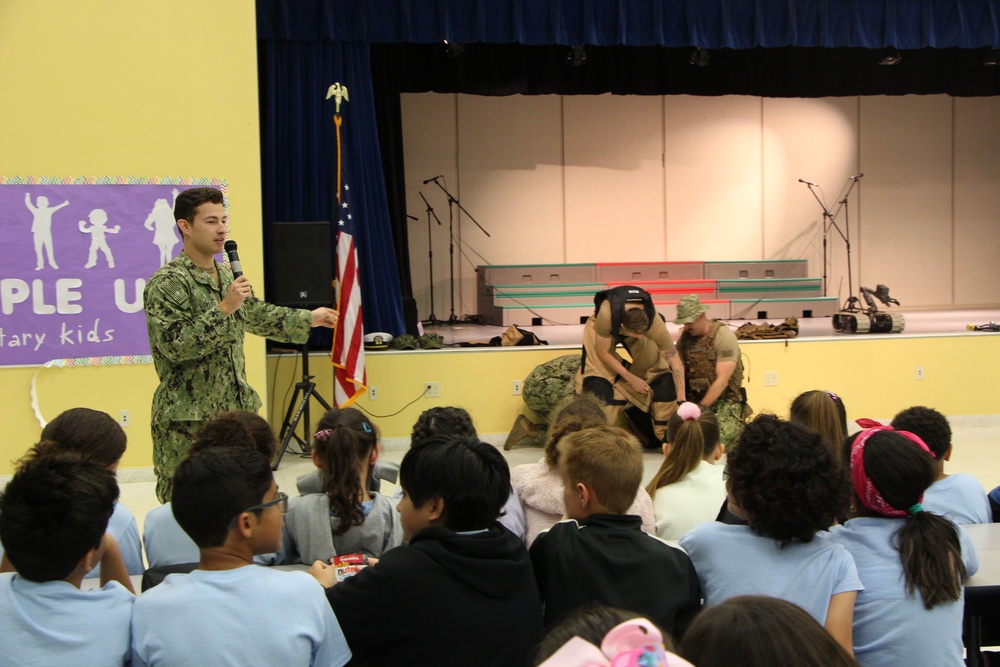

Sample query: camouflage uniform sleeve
[241,297,312,344]
[144,272,244,363]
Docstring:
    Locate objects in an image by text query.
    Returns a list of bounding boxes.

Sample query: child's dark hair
[789,390,847,466]
[847,429,965,608]
[0,446,118,582]
[727,414,848,544]
[544,394,608,466]
[535,604,675,665]
[646,407,720,496]
[559,426,642,514]
[890,405,951,460]
[399,435,509,532]
[313,408,379,535]
[189,411,277,462]
[410,406,477,446]
[39,407,126,468]
[172,448,273,548]
[681,595,859,667]
[174,187,224,223]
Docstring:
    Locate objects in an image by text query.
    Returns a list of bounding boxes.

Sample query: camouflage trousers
[712,399,747,451]
[151,419,203,503]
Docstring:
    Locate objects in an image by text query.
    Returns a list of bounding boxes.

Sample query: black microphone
[224,240,243,279]
[798,178,819,187]
[422,174,443,184]
[851,173,864,180]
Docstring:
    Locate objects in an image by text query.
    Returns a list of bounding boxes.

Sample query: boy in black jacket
[311,435,543,666]
[530,425,702,636]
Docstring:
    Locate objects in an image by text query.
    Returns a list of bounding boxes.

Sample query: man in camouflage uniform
[144,188,339,502]
[674,294,750,450]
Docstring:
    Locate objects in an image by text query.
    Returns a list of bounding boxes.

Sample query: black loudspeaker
[272,222,334,306]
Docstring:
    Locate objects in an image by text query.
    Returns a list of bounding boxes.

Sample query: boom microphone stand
[417,191,445,325]
[801,174,863,307]
[425,176,491,323]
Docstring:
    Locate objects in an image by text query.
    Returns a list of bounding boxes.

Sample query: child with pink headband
[827,424,979,666]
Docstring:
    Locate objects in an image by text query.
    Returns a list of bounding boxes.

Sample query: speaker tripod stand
[274,344,332,470]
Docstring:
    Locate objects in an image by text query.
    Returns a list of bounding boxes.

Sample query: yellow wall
[266,335,1000,441]
[0,0,265,475]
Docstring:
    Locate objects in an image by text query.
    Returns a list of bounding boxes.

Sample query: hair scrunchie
[313,429,334,442]
[677,402,701,422]
[537,617,694,667]
[850,422,934,518]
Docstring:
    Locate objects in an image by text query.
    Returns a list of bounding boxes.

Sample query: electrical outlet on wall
[512,380,522,395]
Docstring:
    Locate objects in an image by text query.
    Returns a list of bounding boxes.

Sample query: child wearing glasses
[131,448,351,667]
[279,408,402,564]
[679,414,861,655]
[0,448,134,666]
[311,435,544,667]
[143,410,279,568]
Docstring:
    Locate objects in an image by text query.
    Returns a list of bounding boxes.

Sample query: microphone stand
[417,191,445,325]
[802,175,861,307]
[426,177,491,324]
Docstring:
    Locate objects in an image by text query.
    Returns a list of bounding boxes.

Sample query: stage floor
[423,308,1000,348]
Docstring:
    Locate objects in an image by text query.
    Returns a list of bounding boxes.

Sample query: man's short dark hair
[399,435,510,532]
[40,407,126,468]
[0,448,118,582]
[621,308,650,334]
[174,187,224,224]
[891,405,952,460]
[172,448,273,548]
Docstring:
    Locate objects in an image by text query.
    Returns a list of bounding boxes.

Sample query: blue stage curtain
[257,0,1000,49]
[259,39,405,336]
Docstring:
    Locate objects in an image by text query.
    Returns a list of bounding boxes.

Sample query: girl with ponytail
[646,402,726,540]
[279,408,402,564]
[827,425,978,666]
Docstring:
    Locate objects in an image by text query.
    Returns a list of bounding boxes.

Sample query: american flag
[332,178,365,406]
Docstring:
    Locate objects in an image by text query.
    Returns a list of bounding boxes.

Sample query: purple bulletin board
[0,178,227,367]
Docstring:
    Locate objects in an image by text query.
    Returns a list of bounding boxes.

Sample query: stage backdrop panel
[456,94,565,313]
[762,97,860,301]
[564,94,665,263]
[0,179,221,367]
[664,95,764,262]
[860,96,953,309]
[954,97,1000,307]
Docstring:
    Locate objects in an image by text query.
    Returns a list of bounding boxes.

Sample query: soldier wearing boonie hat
[674,294,750,450]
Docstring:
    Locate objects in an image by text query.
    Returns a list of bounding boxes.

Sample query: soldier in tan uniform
[576,286,685,447]
[144,188,339,502]
[674,294,750,450]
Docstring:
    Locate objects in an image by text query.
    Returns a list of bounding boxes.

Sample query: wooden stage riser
[480,299,839,327]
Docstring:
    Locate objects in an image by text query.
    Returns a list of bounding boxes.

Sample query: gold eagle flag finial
[326,82,349,114]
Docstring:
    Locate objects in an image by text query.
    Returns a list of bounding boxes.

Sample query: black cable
[355,386,431,419]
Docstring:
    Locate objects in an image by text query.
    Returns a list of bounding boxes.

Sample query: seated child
[9,408,144,578]
[647,403,726,540]
[143,410,278,568]
[890,405,991,524]
[679,414,861,654]
[314,435,543,666]
[530,425,701,635]
[789,389,848,468]
[680,596,859,667]
[827,426,978,666]
[280,408,402,563]
[131,448,350,666]
[536,606,694,667]
[512,395,655,546]
[0,449,134,666]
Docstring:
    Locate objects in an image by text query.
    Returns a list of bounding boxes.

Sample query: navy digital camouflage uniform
[144,253,312,502]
